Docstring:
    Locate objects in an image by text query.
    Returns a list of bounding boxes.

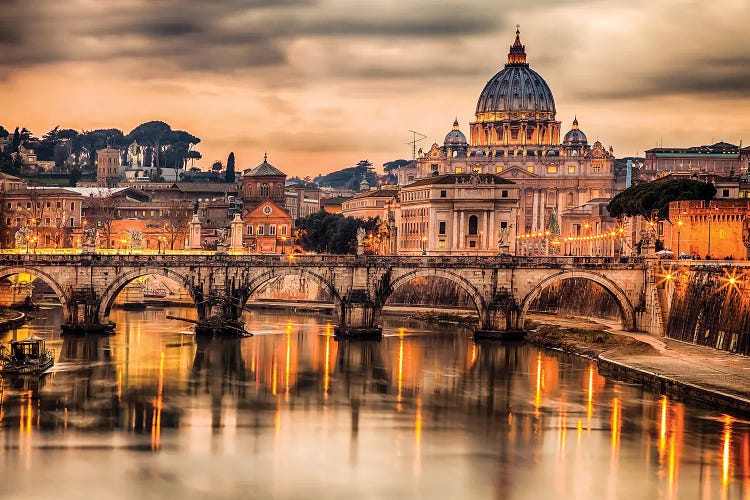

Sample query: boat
[0,336,54,375]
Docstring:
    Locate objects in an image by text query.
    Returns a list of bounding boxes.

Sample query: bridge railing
[0,251,650,269]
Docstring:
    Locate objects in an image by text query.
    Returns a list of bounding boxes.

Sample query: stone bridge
[0,253,659,337]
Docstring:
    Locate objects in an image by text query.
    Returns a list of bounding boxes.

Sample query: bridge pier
[335,290,382,340]
[474,291,526,341]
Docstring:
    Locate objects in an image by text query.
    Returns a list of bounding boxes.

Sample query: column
[458,211,465,249]
[452,211,459,251]
[489,210,496,250]
[531,190,539,231]
[482,211,489,249]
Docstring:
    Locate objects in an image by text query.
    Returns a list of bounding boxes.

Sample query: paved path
[529,314,750,411]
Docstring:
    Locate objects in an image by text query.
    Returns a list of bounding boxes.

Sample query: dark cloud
[0,0,503,75]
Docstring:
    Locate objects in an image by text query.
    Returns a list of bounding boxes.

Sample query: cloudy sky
[1,0,749,176]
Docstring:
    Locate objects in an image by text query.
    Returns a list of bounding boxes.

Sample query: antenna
[406,130,427,160]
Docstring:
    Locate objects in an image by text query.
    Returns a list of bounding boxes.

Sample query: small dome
[563,117,588,146]
[444,118,468,146]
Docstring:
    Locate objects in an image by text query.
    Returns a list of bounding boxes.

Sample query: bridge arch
[381,269,486,326]
[242,268,342,310]
[98,268,197,322]
[519,270,636,331]
[0,266,70,321]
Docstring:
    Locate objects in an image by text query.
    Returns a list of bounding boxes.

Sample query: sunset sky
[1,0,749,177]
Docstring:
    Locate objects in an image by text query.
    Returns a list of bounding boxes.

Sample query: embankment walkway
[529,314,750,415]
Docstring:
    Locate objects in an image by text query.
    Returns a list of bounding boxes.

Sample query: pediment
[500,166,541,179]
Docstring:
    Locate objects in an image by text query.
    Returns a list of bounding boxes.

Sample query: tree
[159,200,192,249]
[211,160,223,172]
[607,178,717,220]
[127,121,171,168]
[225,152,236,183]
[85,193,118,249]
[295,211,382,254]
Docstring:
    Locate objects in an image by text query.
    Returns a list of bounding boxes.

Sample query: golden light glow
[397,336,404,412]
[659,396,668,458]
[534,352,543,417]
[587,365,594,420]
[723,415,733,490]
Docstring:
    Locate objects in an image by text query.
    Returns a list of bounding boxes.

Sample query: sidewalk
[529,314,750,414]
[603,328,750,407]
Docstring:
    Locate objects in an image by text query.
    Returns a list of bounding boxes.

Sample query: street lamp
[281,235,287,254]
[676,218,684,257]
[421,236,427,255]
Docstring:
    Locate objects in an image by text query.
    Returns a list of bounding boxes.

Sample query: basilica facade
[396,29,616,235]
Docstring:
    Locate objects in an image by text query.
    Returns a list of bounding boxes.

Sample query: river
[0,305,748,499]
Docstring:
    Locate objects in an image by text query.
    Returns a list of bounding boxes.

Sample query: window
[26,202,31,209]
[469,240,476,248]
[568,166,575,174]
[281,225,287,236]
[592,165,601,173]
[455,167,463,174]
[526,166,534,173]
[440,190,447,198]
[46,202,51,208]
[501,190,508,198]
[70,202,75,211]
[439,240,445,248]
[56,201,62,209]
[546,166,558,174]
[257,225,264,236]
[472,167,481,173]
[247,225,254,235]
[496,166,504,173]
[501,221,508,230]
[45,218,51,225]
[260,184,270,197]
[269,224,276,236]
[723,189,730,197]
[431,164,439,172]
[468,215,478,235]
[439,221,446,235]
[69,217,74,227]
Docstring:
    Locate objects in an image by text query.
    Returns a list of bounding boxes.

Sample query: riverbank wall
[598,354,750,416]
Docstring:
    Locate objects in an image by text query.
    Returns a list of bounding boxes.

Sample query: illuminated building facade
[396,29,616,234]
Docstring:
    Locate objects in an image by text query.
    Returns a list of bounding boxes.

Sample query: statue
[127,229,144,249]
[82,227,99,247]
[498,226,508,246]
[14,227,32,249]
[743,217,750,247]
[356,227,366,255]
[216,228,229,246]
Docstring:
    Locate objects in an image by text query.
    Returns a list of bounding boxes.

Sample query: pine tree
[225,151,236,183]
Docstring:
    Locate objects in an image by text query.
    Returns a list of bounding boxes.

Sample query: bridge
[0,252,664,337]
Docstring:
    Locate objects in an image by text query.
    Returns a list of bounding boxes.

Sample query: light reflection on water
[0,306,748,499]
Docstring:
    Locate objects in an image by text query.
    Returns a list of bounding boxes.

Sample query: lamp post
[281,235,287,254]
[676,218,683,257]
[421,236,427,255]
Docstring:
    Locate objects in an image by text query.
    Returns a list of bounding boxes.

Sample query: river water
[0,306,748,499]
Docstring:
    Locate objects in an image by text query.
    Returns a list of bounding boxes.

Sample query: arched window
[260,184,269,197]
[276,184,283,198]
[468,215,478,235]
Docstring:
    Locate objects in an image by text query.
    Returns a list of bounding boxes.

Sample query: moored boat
[0,335,54,375]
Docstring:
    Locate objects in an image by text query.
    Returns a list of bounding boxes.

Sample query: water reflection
[0,307,747,498]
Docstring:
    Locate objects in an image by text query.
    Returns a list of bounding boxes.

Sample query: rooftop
[405,173,515,188]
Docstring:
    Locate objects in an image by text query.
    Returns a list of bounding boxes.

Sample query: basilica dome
[563,117,588,145]
[475,29,556,120]
[444,118,468,146]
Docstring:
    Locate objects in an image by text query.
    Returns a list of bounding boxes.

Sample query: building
[320,196,350,214]
[394,29,616,234]
[340,189,397,221]
[0,187,83,248]
[240,155,292,253]
[663,200,750,260]
[96,147,121,188]
[395,173,519,256]
[285,184,322,221]
[642,142,750,180]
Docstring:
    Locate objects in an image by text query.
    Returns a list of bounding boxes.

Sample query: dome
[475,28,556,120]
[563,117,588,145]
[444,118,468,146]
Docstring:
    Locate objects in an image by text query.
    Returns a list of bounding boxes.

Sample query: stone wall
[666,268,750,354]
